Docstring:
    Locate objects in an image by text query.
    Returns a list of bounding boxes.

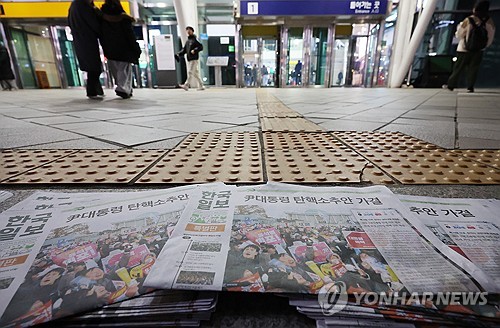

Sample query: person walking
[68,0,104,99]
[261,65,269,86]
[176,26,205,91]
[294,60,303,85]
[0,42,17,91]
[444,1,495,93]
[100,0,141,99]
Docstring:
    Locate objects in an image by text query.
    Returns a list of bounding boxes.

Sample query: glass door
[331,38,350,86]
[242,38,259,87]
[10,29,37,88]
[350,36,368,87]
[57,27,82,87]
[242,38,277,88]
[261,39,277,87]
[286,28,304,86]
[310,28,328,86]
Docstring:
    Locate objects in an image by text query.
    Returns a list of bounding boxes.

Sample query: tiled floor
[1,88,499,150]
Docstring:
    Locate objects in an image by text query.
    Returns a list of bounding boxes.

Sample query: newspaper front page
[0,191,13,205]
[398,195,500,292]
[145,183,485,295]
[0,187,195,327]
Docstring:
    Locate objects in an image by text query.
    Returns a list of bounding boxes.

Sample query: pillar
[173,0,199,44]
[388,0,416,88]
[390,0,438,88]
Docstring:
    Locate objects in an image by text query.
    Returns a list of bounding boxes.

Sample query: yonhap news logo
[318,289,489,316]
[318,281,349,315]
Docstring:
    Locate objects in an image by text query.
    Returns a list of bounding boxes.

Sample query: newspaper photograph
[398,195,500,292]
[0,191,13,205]
[145,185,236,292]
[0,187,195,327]
[145,183,484,295]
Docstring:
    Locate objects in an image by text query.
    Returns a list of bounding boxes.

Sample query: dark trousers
[447,51,483,90]
[86,71,104,97]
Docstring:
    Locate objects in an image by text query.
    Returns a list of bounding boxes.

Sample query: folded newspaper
[0,187,197,327]
[145,183,498,295]
[0,183,498,327]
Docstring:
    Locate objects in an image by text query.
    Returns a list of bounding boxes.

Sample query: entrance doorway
[242,37,278,88]
[240,26,279,88]
[331,23,381,87]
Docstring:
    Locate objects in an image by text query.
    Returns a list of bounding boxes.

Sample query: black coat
[100,4,141,64]
[0,45,15,80]
[178,35,203,61]
[68,0,102,73]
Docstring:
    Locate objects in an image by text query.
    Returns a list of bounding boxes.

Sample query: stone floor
[1,87,499,150]
[0,86,499,328]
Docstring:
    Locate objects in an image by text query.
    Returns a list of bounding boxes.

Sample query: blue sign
[241,0,387,16]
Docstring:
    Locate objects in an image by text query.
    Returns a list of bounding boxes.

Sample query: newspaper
[0,191,13,205]
[398,195,500,293]
[145,183,486,294]
[0,187,196,327]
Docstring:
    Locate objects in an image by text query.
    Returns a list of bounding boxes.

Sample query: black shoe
[116,91,130,99]
[88,95,104,100]
[467,88,474,93]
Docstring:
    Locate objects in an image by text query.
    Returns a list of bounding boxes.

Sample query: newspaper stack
[0,183,499,327]
[287,293,500,327]
[0,186,204,327]
[145,183,499,326]
[41,290,217,327]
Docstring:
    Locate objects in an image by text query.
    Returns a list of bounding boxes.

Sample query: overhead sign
[0,1,130,18]
[241,0,387,16]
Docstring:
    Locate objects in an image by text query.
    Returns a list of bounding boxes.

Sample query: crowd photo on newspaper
[0,183,498,327]
[224,205,405,294]
[1,216,178,326]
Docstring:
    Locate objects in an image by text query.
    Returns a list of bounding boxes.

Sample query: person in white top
[444,1,495,93]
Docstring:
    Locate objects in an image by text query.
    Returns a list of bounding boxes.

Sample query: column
[390,0,438,88]
[173,0,199,44]
[388,0,416,88]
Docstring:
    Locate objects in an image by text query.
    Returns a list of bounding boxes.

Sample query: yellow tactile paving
[2,150,166,184]
[263,132,340,150]
[177,132,260,149]
[333,131,440,151]
[258,102,301,116]
[0,150,79,183]
[138,147,263,184]
[264,148,393,184]
[261,118,324,132]
[332,132,500,184]
[450,149,499,169]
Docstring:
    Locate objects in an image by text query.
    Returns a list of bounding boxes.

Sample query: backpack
[465,16,489,52]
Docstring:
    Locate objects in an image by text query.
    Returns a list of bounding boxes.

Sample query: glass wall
[331,39,349,86]
[25,26,61,88]
[261,39,277,87]
[310,28,328,86]
[57,27,82,87]
[10,29,37,88]
[286,28,304,86]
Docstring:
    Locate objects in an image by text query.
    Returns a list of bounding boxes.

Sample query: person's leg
[192,60,204,90]
[108,60,119,89]
[182,60,194,90]
[7,80,17,90]
[465,51,483,92]
[86,71,102,97]
[125,63,133,96]
[446,52,469,90]
[111,61,133,97]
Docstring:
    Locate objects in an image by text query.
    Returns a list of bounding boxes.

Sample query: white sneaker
[181,84,189,91]
[197,86,205,91]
